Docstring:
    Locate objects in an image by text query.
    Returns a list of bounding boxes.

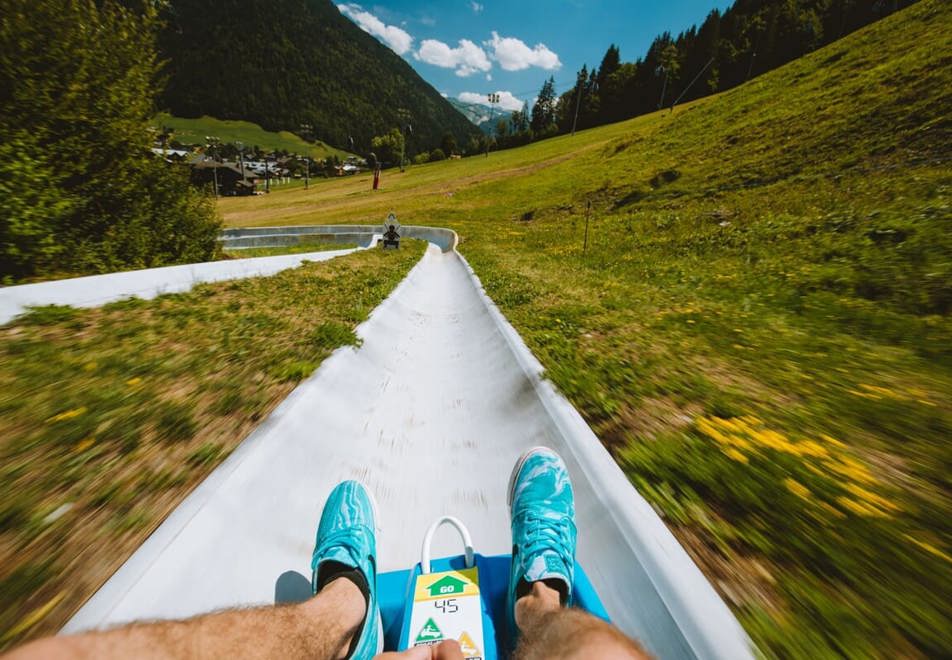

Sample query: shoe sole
[354,479,382,534]
[348,479,384,657]
[506,446,559,512]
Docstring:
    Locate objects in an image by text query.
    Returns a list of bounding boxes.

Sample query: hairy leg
[514,582,651,660]
[5,577,365,660]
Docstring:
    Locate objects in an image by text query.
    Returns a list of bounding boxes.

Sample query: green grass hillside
[152,113,348,159]
[218,2,951,656]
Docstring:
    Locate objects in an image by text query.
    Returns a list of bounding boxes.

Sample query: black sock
[316,560,370,603]
[314,561,371,658]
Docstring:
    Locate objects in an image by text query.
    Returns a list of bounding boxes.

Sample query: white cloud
[486,73,492,81]
[415,38,491,77]
[458,90,524,112]
[338,3,414,55]
[485,31,560,71]
[470,2,484,13]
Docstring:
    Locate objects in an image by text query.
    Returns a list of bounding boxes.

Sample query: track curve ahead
[64,230,752,659]
[0,246,367,326]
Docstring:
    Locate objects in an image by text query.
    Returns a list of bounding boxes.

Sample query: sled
[378,516,609,658]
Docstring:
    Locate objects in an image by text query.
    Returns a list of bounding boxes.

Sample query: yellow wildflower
[843,483,899,512]
[820,434,846,448]
[903,535,952,564]
[819,502,846,519]
[697,417,755,451]
[74,437,95,452]
[126,377,143,387]
[83,362,97,372]
[730,436,753,451]
[798,441,830,459]
[48,407,87,423]
[859,384,896,397]
[752,428,797,454]
[824,456,877,485]
[837,497,889,517]
[724,448,749,463]
[784,478,810,499]
[697,418,732,442]
[0,593,66,642]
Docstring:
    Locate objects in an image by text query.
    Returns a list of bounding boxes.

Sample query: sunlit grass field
[152,113,348,160]
[217,2,951,657]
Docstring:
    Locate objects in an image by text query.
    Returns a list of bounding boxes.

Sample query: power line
[448,79,578,115]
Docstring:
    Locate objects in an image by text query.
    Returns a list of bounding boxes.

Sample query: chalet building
[189,160,258,196]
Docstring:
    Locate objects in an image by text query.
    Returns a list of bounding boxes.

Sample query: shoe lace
[522,512,573,568]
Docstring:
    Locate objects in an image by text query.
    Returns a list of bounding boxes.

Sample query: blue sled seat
[378,553,609,658]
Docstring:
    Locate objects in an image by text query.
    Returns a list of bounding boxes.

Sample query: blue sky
[337,1,731,113]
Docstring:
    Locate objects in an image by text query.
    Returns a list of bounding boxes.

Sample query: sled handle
[421,516,475,574]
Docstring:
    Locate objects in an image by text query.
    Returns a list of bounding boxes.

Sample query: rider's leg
[506,447,652,660]
[4,577,366,660]
[513,581,650,660]
[5,480,381,660]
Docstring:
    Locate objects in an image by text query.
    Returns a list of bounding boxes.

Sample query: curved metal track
[60,227,752,659]
[0,226,387,326]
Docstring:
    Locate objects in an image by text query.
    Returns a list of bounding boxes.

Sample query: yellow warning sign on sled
[457,631,482,658]
[413,567,480,601]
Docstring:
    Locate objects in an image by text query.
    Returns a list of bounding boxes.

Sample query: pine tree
[531,77,557,134]
[596,45,621,89]
[557,66,588,132]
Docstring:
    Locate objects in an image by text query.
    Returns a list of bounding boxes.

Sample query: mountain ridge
[157,0,479,154]
[447,98,515,136]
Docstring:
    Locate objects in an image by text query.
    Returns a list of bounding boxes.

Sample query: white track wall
[0,250,360,326]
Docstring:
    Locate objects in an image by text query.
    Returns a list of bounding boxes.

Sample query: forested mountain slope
[157,0,478,153]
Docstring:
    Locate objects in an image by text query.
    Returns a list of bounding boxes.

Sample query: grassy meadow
[0,243,424,648]
[215,2,951,657]
[153,113,349,160]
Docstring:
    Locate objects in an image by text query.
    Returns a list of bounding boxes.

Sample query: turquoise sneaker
[311,480,382,658]
[506,447,577,640]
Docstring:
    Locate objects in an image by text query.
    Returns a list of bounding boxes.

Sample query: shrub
[0,0,221,282]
